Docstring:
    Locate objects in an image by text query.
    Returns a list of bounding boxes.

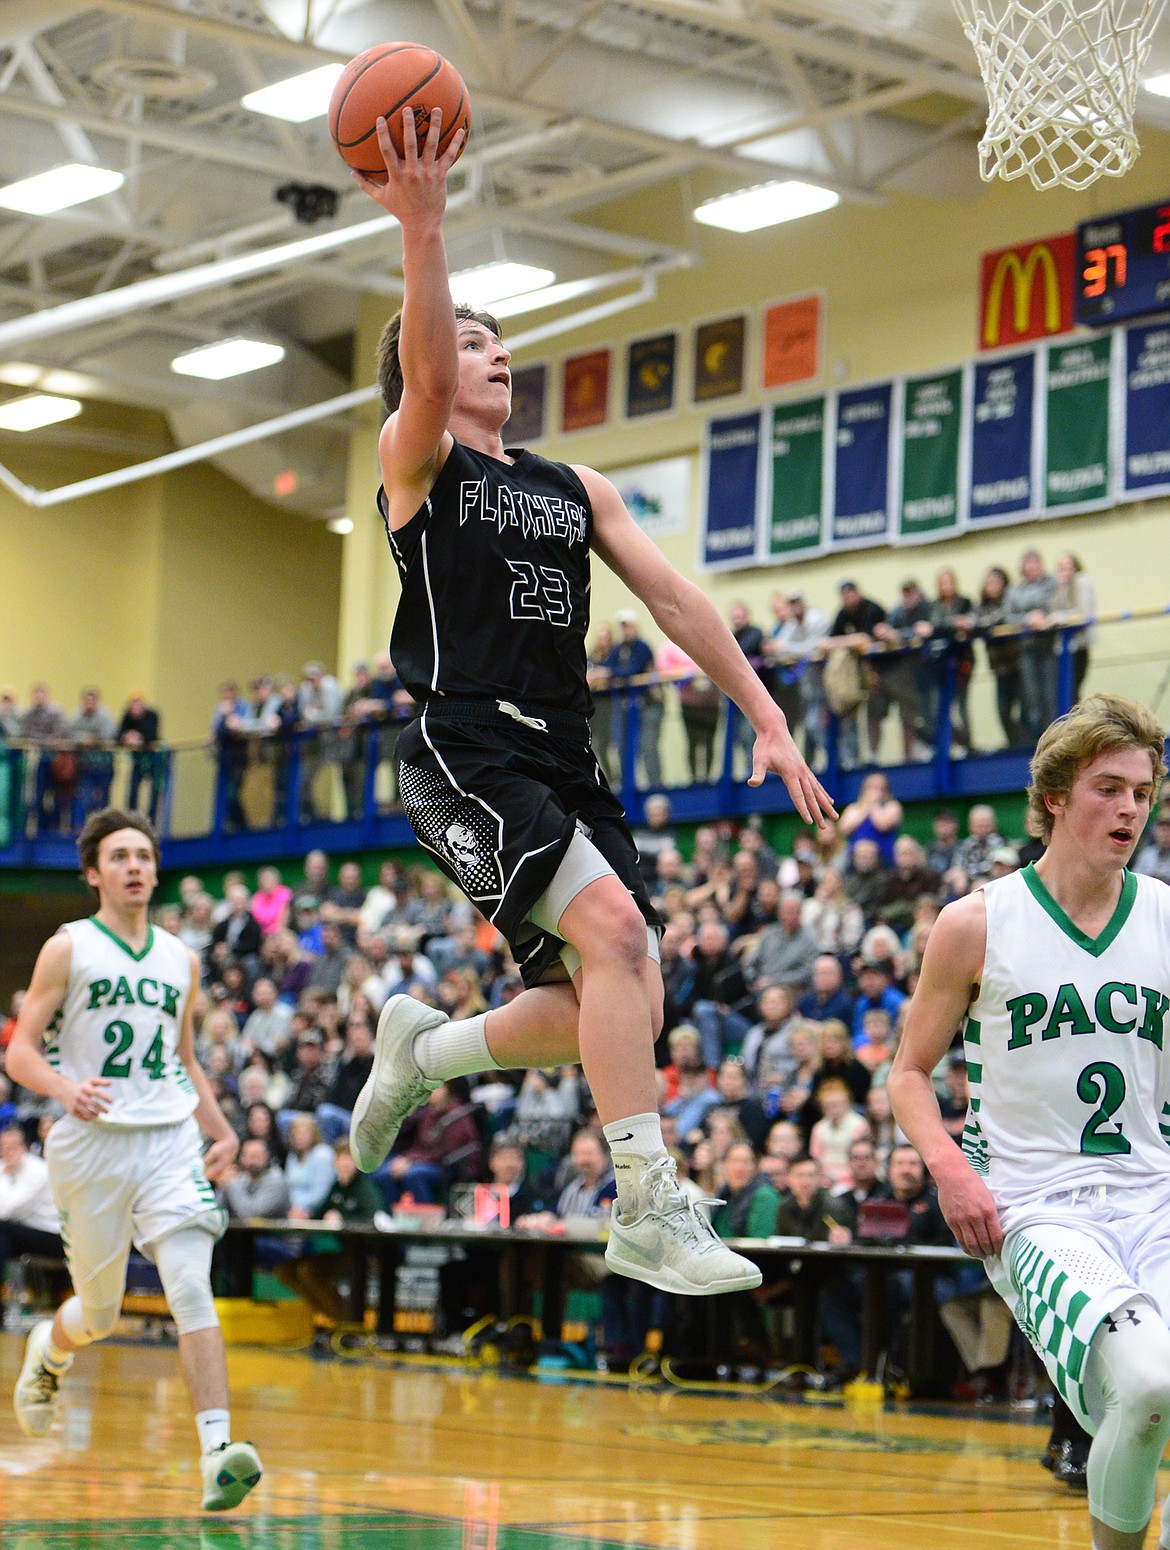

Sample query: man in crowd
[0,1126,63,1305]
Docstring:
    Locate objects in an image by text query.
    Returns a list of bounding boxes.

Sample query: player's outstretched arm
[582,465,836,827]
[176,947,239,1181]
[353,107,467,512]
[7,933,110,1121]
[887,893,1003,1258]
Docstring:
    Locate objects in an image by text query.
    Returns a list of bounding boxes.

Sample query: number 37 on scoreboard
[1076,200,1170,324]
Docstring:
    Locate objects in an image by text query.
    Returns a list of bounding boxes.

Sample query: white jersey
[963,865,1170,1211]
[48,917,198,1129]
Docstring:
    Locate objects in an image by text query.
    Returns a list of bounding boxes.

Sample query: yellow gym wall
[338,128,1169,722]
[0,402,342,742]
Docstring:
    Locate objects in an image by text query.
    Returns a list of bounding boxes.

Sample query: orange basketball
[329,43,471,178]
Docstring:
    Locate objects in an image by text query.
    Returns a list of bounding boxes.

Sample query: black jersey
[381,439,594,716]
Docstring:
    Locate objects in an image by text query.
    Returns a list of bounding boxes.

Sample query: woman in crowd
[816,1020,871,1108]
[250,865,291,937]
[809,1078,871,1188]
[929,568,975,751]
[1049,551,1096,703]
[284,1114,337,1220]
[971,565,1024,748]
[839,772,902,867]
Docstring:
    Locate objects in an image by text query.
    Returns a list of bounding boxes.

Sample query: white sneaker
[13,1319,69,1438]
[605,1153,763,1295]
[350,995,447,1172]
[201,1440,263,1511]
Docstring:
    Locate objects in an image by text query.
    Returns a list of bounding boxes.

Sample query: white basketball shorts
[44,1114,225,1309]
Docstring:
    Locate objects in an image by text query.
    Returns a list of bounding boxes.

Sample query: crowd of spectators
[588,546,1096,780]
[3,546,1098,843]
[12,771,1166,1387]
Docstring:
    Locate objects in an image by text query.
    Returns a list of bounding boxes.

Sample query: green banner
[768,397,825,558]
[1045,335,1112,509]
[899,369,963,539]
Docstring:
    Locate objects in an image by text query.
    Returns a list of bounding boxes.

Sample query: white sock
[603,1113,666,1215]
[196,1408,231,1455]
[412,1013,500,1082]
[42,1337,72,1376]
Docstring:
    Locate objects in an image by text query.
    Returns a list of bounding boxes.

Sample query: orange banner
[561,349,610,431]
[762,293,822,388]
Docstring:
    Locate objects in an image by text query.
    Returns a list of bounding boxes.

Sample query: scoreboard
[1076,199,1170,325]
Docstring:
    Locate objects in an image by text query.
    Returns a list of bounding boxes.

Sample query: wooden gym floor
[0,1333,1139,1549]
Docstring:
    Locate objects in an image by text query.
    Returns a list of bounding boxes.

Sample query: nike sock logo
[610,1132,634,1143]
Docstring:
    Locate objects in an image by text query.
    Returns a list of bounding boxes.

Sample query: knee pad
[60,1294,121,1347]
[152,1226,218,1336]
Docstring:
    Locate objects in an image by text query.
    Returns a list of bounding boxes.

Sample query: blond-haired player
[7,808,262,1512]
[890,695,1170,1550]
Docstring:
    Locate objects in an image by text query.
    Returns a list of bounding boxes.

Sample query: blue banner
[701,410,762,569]
[831,383,892,548]
[969,351,1035,523]
[1122,323,1170,500]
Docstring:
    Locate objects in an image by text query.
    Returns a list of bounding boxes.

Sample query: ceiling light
[449,261,556,309]
[693,180,839,233]
[327,517,354,534]
[171,339,286,380]
[0,163,124,216]
[1144,71,1170,96]
[0,393,83,432]
[242,64,345,122]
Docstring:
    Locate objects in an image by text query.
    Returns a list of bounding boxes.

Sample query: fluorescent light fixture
[242,64,345,122]
[0,163,124,216]
[449,261,556,309]
[171,338,286,380]
[0,393,82,432]
[1145,71,1170,97]
[693,179,839,233]
[0,363,103,397]
[327,517,354,534]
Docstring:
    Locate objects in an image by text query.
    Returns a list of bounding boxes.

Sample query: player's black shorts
[395,698,660,988]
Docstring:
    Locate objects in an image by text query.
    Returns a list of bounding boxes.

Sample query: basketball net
[953,0,1168,189]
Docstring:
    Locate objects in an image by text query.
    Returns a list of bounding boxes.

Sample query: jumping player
[346,107,835,1298]
[7,808,262,1512]
[888,696,1170,1550]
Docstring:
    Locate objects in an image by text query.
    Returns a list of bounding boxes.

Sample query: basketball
[329,43,471,178]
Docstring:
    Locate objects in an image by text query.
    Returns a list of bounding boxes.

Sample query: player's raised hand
[352,108,466,220]
[748,719,837,829]
[935,1165,1004,1259]
[64,1076,111,1122]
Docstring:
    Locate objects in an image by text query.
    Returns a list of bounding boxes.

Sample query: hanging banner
[561,349,610,432]
[767,397,825,559]
[701,410,762,569]
[968,351,1036,524]
[626,332,677,418]
[1121,323,1170,501]
[898,369,964,541]
[831,382,893,548]
[502,363,547,444]
[612,455,690,539]
[693,315,746,402]
[1044,335,1112,510]
[762,293,822,389]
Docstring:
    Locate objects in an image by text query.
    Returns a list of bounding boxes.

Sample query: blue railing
[1,610,1162,869]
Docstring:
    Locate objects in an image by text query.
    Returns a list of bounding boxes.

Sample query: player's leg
[150,1226,262,1511]
[15,1124,134,1436]
[1081,1297,1170,1550]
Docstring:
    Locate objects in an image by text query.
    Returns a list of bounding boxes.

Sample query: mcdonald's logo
[979,233,1075,351]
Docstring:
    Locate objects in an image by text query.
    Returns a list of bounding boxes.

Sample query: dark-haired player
[345,109,835,1298]
[7,808,261,1511]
